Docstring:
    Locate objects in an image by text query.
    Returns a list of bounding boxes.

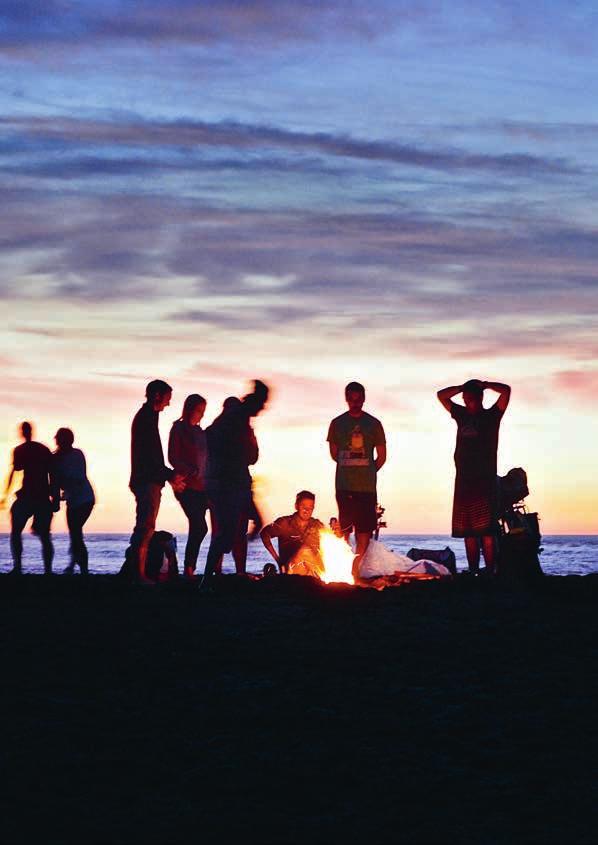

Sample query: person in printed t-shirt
[260,490,325,576]
[327,382,386,579]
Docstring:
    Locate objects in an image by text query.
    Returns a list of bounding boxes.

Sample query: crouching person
[260,490,325,577]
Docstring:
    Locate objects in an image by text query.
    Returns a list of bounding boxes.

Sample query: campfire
[318,530,355,585]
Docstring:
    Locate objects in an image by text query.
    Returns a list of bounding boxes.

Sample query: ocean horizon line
[1,531,596,538]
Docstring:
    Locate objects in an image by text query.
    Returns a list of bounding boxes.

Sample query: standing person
[327,382,386,579]
[1,422,54,575]
[52,428,95,575]
[129,380,185,583]
[168,394,208,579]
[437,379,511,575]
[260,490,324,576]
[201,380,269,588]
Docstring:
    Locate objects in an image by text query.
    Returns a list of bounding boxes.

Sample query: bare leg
[9,502,29,574]
[481,535,497,575]
[464,537,481,573]
[231,522,248,574]
[40,532,54,575]
[353,531,371,580]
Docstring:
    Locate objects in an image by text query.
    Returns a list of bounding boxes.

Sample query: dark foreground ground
[0,574,597,845]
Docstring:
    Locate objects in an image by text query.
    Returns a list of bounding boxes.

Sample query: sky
[1,0,597,535]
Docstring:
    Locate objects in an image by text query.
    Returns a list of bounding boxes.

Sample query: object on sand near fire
[318,530,355,585]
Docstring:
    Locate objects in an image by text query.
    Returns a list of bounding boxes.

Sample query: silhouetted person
[211,396,265,574]
[260,490,324,575]
[1,422,54,575]
[52,428,95,576]
[201,380,269,588]
[437,379,511,575]
[129,380,185,583]
[327,382,386,579]
[168,394,208,578]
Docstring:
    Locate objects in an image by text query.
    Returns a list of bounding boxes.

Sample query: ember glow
[319,531,356,586]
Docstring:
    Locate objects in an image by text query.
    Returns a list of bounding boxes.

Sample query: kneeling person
[260,491,324,576]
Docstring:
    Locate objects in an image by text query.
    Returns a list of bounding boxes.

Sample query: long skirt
[452,473,499,538]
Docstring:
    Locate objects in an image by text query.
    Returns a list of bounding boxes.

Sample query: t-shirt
[265,514,324,567]
[450,402,504,480]
[52,449,95,508]
[327,411,386,493]
[13,440,52,502]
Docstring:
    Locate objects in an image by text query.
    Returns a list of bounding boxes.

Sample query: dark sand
[1,574,596,844]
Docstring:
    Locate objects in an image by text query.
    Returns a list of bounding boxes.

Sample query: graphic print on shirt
[460,419,479,438]
[339,425,369,467]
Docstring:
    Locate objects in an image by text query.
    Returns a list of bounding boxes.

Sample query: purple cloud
[1,115,576,176]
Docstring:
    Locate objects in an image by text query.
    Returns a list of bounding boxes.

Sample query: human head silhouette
[462,379,484,412]
[55,428,75,451]
[146,379,172,412]
[181,394,206,425]
[345,381,365,415]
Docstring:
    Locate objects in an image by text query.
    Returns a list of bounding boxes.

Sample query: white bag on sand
[359,540,451,579]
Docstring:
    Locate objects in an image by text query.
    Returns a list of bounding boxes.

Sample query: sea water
[0,533,596,576]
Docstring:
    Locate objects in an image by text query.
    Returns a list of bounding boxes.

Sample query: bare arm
[0,467,15,507]
[483,381,511,412]
[375,442,387,472]
[437,384,463,412]
[260,526,280,567]
[329,442,339,462]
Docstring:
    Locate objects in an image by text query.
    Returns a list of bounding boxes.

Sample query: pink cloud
[553,369,598,401]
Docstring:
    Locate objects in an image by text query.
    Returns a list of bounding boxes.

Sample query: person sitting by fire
[260,490,325,576]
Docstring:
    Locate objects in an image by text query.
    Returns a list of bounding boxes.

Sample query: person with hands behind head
[437,379,511,575]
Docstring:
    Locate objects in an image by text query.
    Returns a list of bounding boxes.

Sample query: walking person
[437,379,511,575]
[327,382,386,579]
[129,380,185,583]
[200,380,269,589]
[168,394,209,579]
[52,428,95,576]
[1,422,54,575]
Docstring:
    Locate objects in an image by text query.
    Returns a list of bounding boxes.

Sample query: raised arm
[483,381,511,412]
[437,384,463,412]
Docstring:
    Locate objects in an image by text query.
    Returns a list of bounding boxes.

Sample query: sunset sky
[1,1,597,535]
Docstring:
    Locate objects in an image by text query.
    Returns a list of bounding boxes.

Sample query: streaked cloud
[0,115,577,176]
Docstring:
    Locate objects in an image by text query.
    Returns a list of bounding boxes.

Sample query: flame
[319,529,356,585]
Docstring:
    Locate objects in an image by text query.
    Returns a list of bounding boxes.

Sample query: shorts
[336,490,377,535]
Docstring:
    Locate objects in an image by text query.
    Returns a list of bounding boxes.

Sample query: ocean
[1,532,597,576]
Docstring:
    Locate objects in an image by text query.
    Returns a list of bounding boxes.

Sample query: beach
[1,573,596,844]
